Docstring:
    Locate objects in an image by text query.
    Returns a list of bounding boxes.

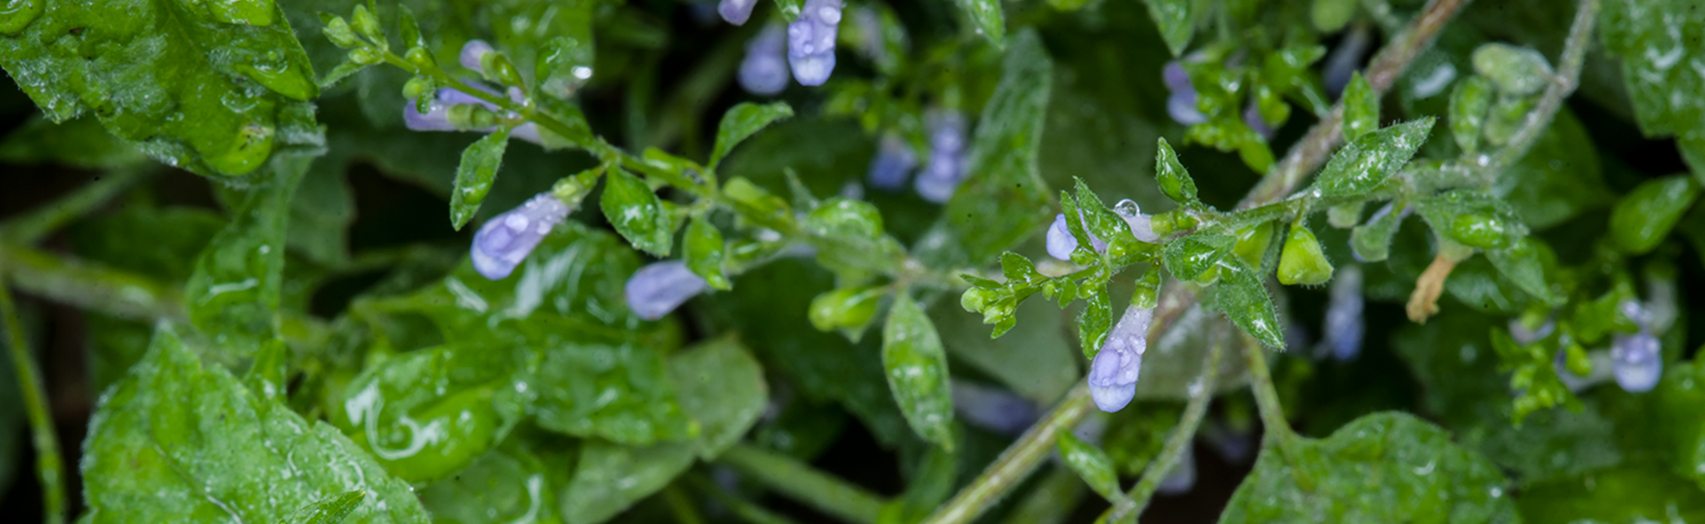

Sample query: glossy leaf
[1312,119,1434,198]
[943,30,1054,264]
[1141,0,1197,56]
[1078,288,1112,359]
[953,0,1006,47]
[882,294,956,450]
[450,127,511,230]
[600,167,675,257]
[1416,190,1523,250]
[291,491,364,524]
[1162,231,1234,283]
[1609,175,1699,255]
[82,326,428,522]
[532,342,693,445]
[1449,77,1492,154]
[683,217,731,290]
[419,440,562,524]
[0,0,320,176]
[559,441,695,524]
[184,156,307,356]
[709,102,794,169]
[1221,413,1516,522]
[1057,432,1122,502]
[1483,237,1560,305]
[1154,137,1198,204]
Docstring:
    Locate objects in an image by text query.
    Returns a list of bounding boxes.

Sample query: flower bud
[808,287,881,332]
[867,135,917,190]
[914,110,968,203]
[470,193,572,280]
[350,5,384,46]
[625,260,710,320]
[459,39,495,71]
[1087,305,1154,412]
[1611,333,1661,393]
[718,0,758,25]
[739,25,790,95]
[786,0,843,86]
[1277,224,1333,286]
[1163,61,1206,125]
[323,16,361,49]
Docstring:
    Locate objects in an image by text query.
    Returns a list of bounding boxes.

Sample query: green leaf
[1208,261,1286,349]
[1609,175,1700,255]
[1341,72,1378,141]
[600,167,675,257]
[709,102,793,169]
[289,164,356,266]
[1057,432,1122,502]
[1494,109,1608,229]
[669,338,768,458]
[450,127,511,230]
[185,156,308,356]
[882,294,956,450]
[0,116,146,169]
[1449,77,1492,154]
[1601,0,1705,181]
[943,30,1054,264]
[1221,412,1516,522]
[532,342,693,445]
[1416,190,1524,250]
[290,491,364,524]
[419,440,562,524]
[1518,466,1705,522]
[683,217,731,290]
[1161,230,1234,283]
[1154,137,1198,204]
[1312,119,1434,198]
[1141,0,1197,56]
[1350,202,1405,262]
[560,441,695,524]
[0,0,321,176]
[1484,237,1560,305]
[772,0,803,21]
[953,0,1005,47]
[82,326,427,522]
[1077,288,1112,359]
[333,344,531,482]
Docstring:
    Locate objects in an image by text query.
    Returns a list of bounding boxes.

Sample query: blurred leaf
[0,116,145,169]
[1141,0,1198,56]
[419,439,563,524]
[931,295,1078,404]
[1609,175,1699,255]
[1517,465,1705,521]
[1221,412,1517,522]
[1449,77,1491,154]
[333,344,531,482]
[289,162,356,267]
[532,342,692,446]
[709,102,793,169]
[882,294,957,450]
[953,0,1006,47]
[82,326,427,522]
[600,167,674,257]
[0,0,321,176]
[669,339,768,458]
[1342,73,1378,141]
[185,156,308,356]
[1600,0,1705,181]
[1312,119,1434,198]
[1483,237,1560,305]
[559,441,694,524]
[1493,109,1607,229]
[1057,432,1122,502]
[683,217,730,290]
[943,30,1054,265]
[450,127,511,230]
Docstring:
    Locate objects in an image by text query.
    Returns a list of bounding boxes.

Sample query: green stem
[1483,0,1599,177]
[997,466,1089,524]
[1102,333,1227,522]
[1240,334,1296,444]
[0,169,147,245]
[717,444,887,524]
[687,473,801,524]
[0,280,66,524]
[925,385,1095,524]
[662,484,709,524]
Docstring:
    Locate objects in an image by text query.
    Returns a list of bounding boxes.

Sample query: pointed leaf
[953,0,1006,47]
[1342,72,1378,141]
[710,102,794,169]
[450,128,511,230]
[1209,262,1285,349]
[1141,0,1198,56]
[1078,288,1112,359]
[1058,432,1123,502]
[684,218,731,290]
[600,167,675,256]
[1154,137,1198,204]
[882,294,956,450]
[1312,119,1435,198]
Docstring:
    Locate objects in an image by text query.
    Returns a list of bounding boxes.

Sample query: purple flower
[719,0,758,25]
[403,87,550,147]
[739,25,790,95]
[1611,333,1661,393]
[471,193,572,280]
[1508,318,1555,345]
[951,381,1039,436]
[1044,202,1158,262]
[787,0,843,86]
[460,39,495,72]
[914,111,968,203]
[1163,61,1206,125]
[1321,265,1363,361]
[867,135,916,190]
[1088,305,1154,412]
[625,260,710,320]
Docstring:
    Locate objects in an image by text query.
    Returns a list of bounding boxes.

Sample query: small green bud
[1277,224,1333,286]
[402,76,433,101]
[1327,202,1363,229]
[348,47,384,66]
[351,4,384,47]
[1154,137,1198,204]
[1131,271,1161,310]
[1447,211,1508,249]
[1150,210,1197,237]
[481,52,525,88]
[1231,222,1276,270]
[405,46,434,69]
[322,16,360,48]
[960,287,997,314]
[1563,343,1592,377]
[1471,43,1553,96]
[809,287,882,333]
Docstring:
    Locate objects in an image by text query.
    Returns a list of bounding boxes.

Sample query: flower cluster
[720,0,844,88]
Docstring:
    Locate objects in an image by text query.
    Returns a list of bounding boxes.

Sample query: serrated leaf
[709,102,794,169]
[1209,261,1285,349]
[1342,72,1378,141]
[600,167,675,257]
[1057,432,1122,502]
[1222,413,1516,522]
[82,326,428,522]
[1078,289,1112,359]
[0,0,321,176]
[1154,137,1198,204]
[185,156,307,357]
[1162,231,1234,282]
[684,218,731,290]
[1141,0,1197,56]
[1312,119,1434,198]
[882,294,956,450]
[450,128,511,230]
[953,0,1006,47]
[944,30,1054,264]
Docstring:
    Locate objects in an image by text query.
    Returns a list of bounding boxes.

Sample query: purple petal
[1507,318,1555,345]
[787,0,843,85]
[1087,306,1154,413]
[471,193,572,280]
[625,260,710,320]
[460,39,495,72]
[719,0,758,25]
[928,110,968,153]
[1611,333,1661,393]
[1244,102,1274,139]
[1163,61,1192,92]
[1167,91,1206,126]
[868,135,917,190]
[739,26,790,95]
[1046,214,1078,261]
[913,170,958,203]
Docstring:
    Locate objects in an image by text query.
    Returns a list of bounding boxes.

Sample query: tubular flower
[787,0,843,86]
[471,193,573,280]
[625,260,710,320]
[1087,304,1155,412]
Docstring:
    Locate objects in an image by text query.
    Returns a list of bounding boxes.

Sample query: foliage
[2,0,1704,522]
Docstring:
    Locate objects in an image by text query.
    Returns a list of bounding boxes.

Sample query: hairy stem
[1102,333,1227,522]
[0,281,66,524]
[1485,0,1599,174]
[1240,334,1296,444]
[717,444,888,524]
[923,2,1469,521]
